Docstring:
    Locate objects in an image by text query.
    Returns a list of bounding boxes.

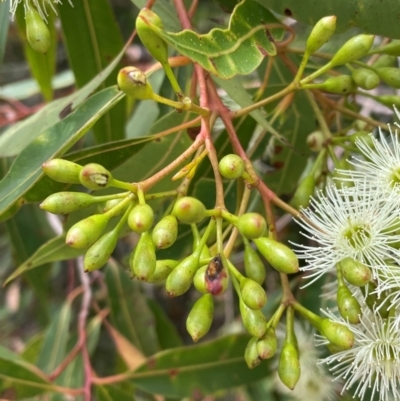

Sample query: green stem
[292,302,322,329]
[304,90,332,141]
[293,50,311,82]
[145,190,178,201]
[111,179,138,192]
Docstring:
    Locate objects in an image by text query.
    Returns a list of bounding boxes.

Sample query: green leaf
[37,301,72,374]
[4,235,85,285]
[258,0,400,39]
[0,86,124,216]
[15,4,57,102]
[0,0,10,66]
[58,0,126,142]
[0,41,127,158]
[146,0,284,79]
[104,263,160,357]
[130,334,270,398]
[0,345,55,398]
[96,385,135,401]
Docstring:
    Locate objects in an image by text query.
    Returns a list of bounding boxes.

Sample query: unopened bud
[278,342,300,390]
[306,16,336,55]
[330,35,374,67]
[84,230,119,272]
[117,67,155,100]
[244,242,266,285]
[351,68,380,90]
[193,265,208,293]
[306,130,325,152]
[79,163,113,190]
[147,259,179,283]
[218,154,245,180]
[311,75,356,94]
[340,257,371,287]
[320,318,354,350]
[128,204,154,233]
[25,6,51,54]
[40,192,96,214]
[240,278,267,310]
[152,215,178,249]
[375,67,400,88]
[42,159,82,184]
[372,54,397,68]
[257,327,277,360]
[237,213,267,239]
[186,294,214,342]
[290,175,315,209]
[244,337,261,369]
[239,299,267,338]
[130,231,156,281]
[172,197,206,224]
[370,40,400,56]
[337,285,361,324]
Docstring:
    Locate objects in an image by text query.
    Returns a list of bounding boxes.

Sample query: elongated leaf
[15,4,57,102]
[0,0,10,65]
[0,345,55,398]
[4,235,84,285]
[130,334,270,398]
[37,301,72,374]
[0,40,128,158]
[0,86,124,216]
[143,0,284,79]
[258,0,400,39]
[105,263,160,357]
[59,0,126,142]
[96,385,135,401]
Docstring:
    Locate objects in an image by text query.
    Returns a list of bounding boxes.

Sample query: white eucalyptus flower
[293,184,400,285]
[7,0,73,21]
[319,309,400,401]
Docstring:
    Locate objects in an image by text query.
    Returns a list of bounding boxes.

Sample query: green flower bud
[79,163,113,190]
[186,294,214,342]
[83,229,119,272]
[333,157,354,188]
[244,337,261,369]
[256,327,277,360]
[25,6,51,54]
[339,257,371,287]
[193,265,208,294]
[42,159,82,184]
[152,215,178,249]
[278,342,300,390]
[313,75,356,94]
[348,131,374,147]
[218,154,245,180]
[363,282,390,318]
[320,318,354,350]
[237,213,267,239]
[376,94,400,108]
[205,255,229,295]
[370,40,400,56]
[128,204,154,233]
[130,231,156,281]
[253,237,299,274]
[330,35,374,67]
[147,259,179,283]
[306,130,325,152]
[244,242,266,285]
[239,299,267,338]
[375,67,400,88]
[40,192,96,215]
[337,285,362,324]
[290,175,315,210]
[165,253,199,297]
[372,55,397,68]
[172,196,206,224]
[66,213,109,249]
[117,66,155,100]
[351,68,380,90]
[136,8,169,65]
[240,278,267,310]
[306,15,336,55]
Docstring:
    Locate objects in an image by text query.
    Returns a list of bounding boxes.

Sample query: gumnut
[186,294,214,342]
[351,68,380,90]
[239,299,267,338]
[136,8,169,64]
[244,242,266,285]
[172,196,206,224]
[306,16,336,54]
[253,237,299,274]
[42,159,82,184]
[117,67,154,100]
[205,255,229,295]
[244,337,261,369]
[130,231,156,280]
[306,130,325,152]
[165,253,199,297]
[128,204,154,233]
[152,215,178,249]
[375,67,400,88]
[66,213,110,249]
[79,163,113,190]
[339,257,371,287]
[337,285,361,324]
[330,34,374,67]
[237,213,267,239]
[290,175,315,209]
[25,6,51,54]
[147,259,179,283]
[256,327,277,360]
[218,154,245,180]
[372,54,397,68]
[240,278,267,310]
[193,265,208,293]
[40,192,97,215]
[320,318,354,350]
[278,342,301,390]
[83,230,119,272]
